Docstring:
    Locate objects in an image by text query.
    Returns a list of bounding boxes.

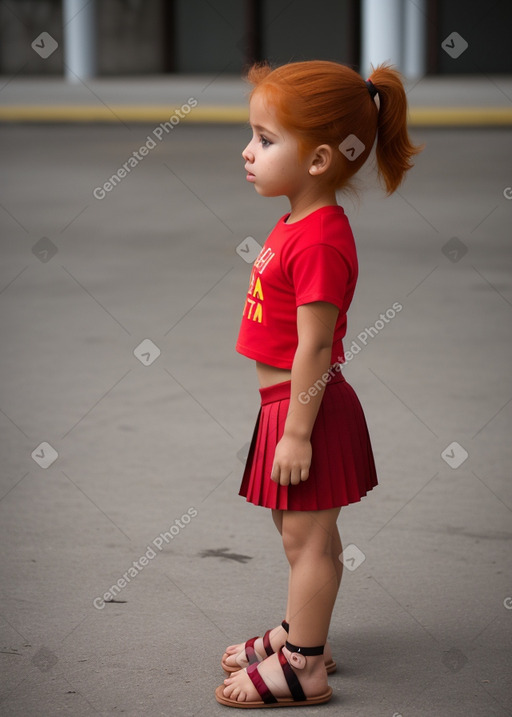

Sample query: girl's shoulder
[280,205,355,256]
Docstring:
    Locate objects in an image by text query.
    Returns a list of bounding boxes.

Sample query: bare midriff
[256,361,292,388]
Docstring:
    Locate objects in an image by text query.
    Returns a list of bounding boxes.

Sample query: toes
[222,683,242,702]
[225,643,241,654]
[222,684,233,699]
[222,670,255,703]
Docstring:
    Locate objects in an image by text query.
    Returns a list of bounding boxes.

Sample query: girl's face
[242,91,312,200]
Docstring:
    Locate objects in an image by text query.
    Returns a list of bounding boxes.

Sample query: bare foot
[220,648,329,704]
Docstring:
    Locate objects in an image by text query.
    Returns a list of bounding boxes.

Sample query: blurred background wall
[0,0,510,77]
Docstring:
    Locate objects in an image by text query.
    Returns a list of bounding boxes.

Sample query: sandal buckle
[289,652,307,669]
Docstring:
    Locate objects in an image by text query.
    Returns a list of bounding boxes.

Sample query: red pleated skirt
[239,370,378,511]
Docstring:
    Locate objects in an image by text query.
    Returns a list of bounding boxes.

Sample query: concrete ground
[0,118,511,716]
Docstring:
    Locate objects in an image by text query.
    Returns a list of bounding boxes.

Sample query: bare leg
[283,514,342,662]
[332,522,343,590]
[222,509,340,670]
[283,508,341,646]
[272,508,283,534]
[221,508,341,702]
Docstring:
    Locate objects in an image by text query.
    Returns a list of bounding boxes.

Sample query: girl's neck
[286,190,338,224]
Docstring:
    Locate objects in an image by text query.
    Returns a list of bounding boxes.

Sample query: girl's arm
[271,301,339,486]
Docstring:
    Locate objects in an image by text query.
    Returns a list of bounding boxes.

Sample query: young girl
[215,60,421,708]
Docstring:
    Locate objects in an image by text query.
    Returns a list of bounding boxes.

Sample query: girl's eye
[260,135,272,148]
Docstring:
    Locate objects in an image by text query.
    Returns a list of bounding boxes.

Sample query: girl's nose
[242,143,253,162]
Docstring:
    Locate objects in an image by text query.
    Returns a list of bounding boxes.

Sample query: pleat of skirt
[238,371,378,511]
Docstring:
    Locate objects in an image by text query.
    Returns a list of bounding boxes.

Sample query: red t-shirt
[236,205,358,370]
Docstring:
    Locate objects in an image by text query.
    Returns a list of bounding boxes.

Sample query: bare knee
[281,511,339,565]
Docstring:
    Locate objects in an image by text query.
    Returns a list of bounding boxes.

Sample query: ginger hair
[246,60,422,194]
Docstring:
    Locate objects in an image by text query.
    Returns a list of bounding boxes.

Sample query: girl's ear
[308,144,333,176]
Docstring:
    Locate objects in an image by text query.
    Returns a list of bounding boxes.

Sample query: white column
[63,0,97,82]
[361,0,403,77]
[403,0,427,78]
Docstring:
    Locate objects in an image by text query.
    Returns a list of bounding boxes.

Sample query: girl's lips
[245,166,255,182]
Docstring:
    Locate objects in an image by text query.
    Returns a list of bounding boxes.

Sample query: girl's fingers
[272,460,311,485]
[300,467,309,482]
[290,468,301,486]
[273,462,310,485]
[280,468,290,486]
[272,463,290,485]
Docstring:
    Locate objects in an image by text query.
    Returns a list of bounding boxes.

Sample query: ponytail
[246,60,422,195]
[368,64,423,194]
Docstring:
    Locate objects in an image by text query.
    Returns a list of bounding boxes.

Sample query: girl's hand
[271,435,312,486]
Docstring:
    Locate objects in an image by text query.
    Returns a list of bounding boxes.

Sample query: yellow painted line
[0,105,250,123]
[0,105,511,125]
[409,106,512,125]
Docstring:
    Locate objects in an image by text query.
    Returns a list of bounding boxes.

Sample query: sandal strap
[246,663,278,704]
[262,629,274,657]
[244,637,259,665]
[245,625,285,665]
[245,647,307,704]
[281,619,290,632]
[278,648,307,702]
[285,640,324,656]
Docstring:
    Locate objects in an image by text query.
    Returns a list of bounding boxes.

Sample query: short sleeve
[289,244,350,310]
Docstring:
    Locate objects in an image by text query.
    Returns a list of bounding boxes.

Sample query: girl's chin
[253,185,279,197]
